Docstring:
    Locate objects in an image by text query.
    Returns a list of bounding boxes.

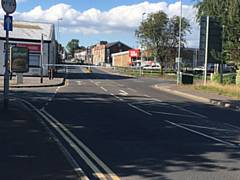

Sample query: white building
[0,20,56,76]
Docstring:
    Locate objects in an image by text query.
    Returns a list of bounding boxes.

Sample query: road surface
[10,66,240,180]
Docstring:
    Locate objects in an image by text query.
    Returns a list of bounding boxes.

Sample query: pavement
[0,98,78,180]
[0,76,65,88]
[154,83,240,111]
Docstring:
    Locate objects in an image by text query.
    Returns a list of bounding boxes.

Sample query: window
[29,54,40,67]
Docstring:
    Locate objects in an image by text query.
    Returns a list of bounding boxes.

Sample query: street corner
[153,83,211,104]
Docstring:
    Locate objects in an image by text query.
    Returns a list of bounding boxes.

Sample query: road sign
[1,0,16,14]
[175,57,182,63]
[10,47,29,73]
[4,15,12,31]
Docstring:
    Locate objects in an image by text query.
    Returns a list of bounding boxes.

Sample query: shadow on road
[10,88,240,180]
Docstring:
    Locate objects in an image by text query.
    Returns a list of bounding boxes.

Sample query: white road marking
[110,93,124,101]
[119,90,128,96]
[128,103,153,116]
[150,111,200,118]
[77,81,82,86]
[165,120,237,147]
[179,123,239,133]
[127,88,137,93]
[169,104,208,119]
[100,86,108,92]
[224,123,240,130]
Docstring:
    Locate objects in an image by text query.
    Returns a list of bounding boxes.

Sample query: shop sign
[129,49,140,58]
[10,47,29,73]
[16,44,41,52]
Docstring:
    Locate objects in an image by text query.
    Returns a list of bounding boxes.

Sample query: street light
[177,0,182,85]
[57,18,63,42]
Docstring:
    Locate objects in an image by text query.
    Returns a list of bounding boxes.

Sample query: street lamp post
[177,0,182,85]
[57,18,63,42]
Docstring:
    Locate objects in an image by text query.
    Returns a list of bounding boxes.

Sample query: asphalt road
[10,66,240,180]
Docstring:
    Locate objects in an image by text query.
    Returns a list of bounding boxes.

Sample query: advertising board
[10,47,29,73]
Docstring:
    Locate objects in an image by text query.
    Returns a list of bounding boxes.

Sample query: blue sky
[10,0,199,48]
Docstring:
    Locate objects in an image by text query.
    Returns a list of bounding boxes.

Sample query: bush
[212,73,236,85]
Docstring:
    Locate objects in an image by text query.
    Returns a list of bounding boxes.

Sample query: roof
[106,41,131,49]
[0,20,54,41]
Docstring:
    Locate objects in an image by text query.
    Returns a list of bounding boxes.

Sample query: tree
[66,39,80,57]
[195,0,240,65]
[135,11,191,74]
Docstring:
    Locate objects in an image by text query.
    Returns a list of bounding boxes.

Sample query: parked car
[143,64,161,70]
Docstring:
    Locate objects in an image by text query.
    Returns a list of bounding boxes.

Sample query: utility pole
[40,34,44,83]
[177,0,182,85]
[204,16,210,86]
[220,25,224,84]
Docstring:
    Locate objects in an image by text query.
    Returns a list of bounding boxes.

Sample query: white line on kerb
[165,120,237,147]
[128,103,153,116]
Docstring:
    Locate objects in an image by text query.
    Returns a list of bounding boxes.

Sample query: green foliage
[195,0,240,64]
[135,11,191,74]
[66,39,80,57]
[212,73,236,84]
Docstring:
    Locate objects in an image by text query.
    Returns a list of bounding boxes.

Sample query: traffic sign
[1,0,16,14]
[175,57,182,63]
[4,15,12,31]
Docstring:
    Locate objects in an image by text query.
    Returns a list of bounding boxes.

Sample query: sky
[1,0,200,48]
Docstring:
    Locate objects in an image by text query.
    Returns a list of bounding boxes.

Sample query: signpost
[1,0,17,109]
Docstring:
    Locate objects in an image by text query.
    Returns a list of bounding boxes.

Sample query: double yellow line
[21,99,120,180]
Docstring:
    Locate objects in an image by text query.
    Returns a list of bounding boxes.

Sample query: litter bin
[181,73,193,84]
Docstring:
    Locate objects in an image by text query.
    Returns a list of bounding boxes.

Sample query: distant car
[143,64,161,70]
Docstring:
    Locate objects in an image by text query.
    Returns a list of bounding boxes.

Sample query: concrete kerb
[153,84,240,111]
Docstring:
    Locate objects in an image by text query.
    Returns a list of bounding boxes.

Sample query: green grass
[114,67,176,79]
[194,82,240,99]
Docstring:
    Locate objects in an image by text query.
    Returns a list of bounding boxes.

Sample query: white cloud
[12,1,199,47]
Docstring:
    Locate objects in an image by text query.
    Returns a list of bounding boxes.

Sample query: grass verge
[194,82,240,99]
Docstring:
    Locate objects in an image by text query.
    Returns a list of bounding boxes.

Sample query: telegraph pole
[177,0,182,85]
